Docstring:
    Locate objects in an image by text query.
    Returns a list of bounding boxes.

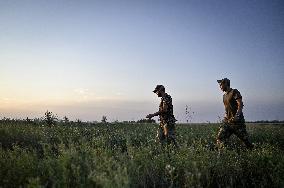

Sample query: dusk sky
[0,0,283,122]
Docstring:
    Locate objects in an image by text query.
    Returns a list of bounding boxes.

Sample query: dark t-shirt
[159,93,176,125]
[223,88,244,121]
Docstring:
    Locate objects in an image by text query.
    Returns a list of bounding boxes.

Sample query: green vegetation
[0,118,283,187]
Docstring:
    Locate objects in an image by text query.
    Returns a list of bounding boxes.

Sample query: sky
[0,0,283,122]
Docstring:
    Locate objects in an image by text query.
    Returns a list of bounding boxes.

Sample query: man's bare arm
[232,98,243,121]
[236,98,243,114]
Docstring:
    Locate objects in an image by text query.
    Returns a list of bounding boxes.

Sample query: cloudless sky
[0,0,283,122]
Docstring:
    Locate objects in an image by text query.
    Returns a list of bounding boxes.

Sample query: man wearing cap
[146,85,178,147]
[217,78,254,149]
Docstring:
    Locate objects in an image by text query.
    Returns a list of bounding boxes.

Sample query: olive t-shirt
[223,88,244,121]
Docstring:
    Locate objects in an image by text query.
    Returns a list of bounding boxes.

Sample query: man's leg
[234,124,254,149]
[166,124,178,148]
[216,123,233,149]
[156,124,166,145]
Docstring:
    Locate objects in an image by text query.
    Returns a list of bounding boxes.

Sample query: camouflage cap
[153,85,165,93]
[217,78,230,85]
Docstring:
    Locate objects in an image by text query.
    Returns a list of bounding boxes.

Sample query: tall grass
[0,121,283,187]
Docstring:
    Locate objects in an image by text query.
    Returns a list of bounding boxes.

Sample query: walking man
[217,78,254,149]
[146,85,178,147]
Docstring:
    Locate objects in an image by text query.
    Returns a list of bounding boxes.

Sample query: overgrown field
[0,121,283,187]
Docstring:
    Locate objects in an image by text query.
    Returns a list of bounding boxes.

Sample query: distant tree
[44,110,58,126]
[137,119,156,123]
[63,116,69,123]
[101,116,107,123]
[26,117,32,123]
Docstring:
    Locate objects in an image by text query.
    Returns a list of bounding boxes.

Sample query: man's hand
[232,112,241,122]
[146,114,154,119]
[222,117,228,123]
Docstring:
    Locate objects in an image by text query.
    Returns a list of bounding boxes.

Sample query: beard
[157,93,162,97]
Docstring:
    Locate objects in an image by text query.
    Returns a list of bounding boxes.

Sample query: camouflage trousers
[156,122,178,147]
[217,123,253,149]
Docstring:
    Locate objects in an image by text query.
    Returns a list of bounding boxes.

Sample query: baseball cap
[217,78,230,85]
[153,85,165,93]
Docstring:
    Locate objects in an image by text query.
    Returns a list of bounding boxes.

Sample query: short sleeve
[233,89,242,100]
[163,95,172,105]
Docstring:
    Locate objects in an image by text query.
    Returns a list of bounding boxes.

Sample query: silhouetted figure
[146,85,178,147]
[217,78,254,149]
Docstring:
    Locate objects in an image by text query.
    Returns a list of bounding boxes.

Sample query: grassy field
[0,120,283,188]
